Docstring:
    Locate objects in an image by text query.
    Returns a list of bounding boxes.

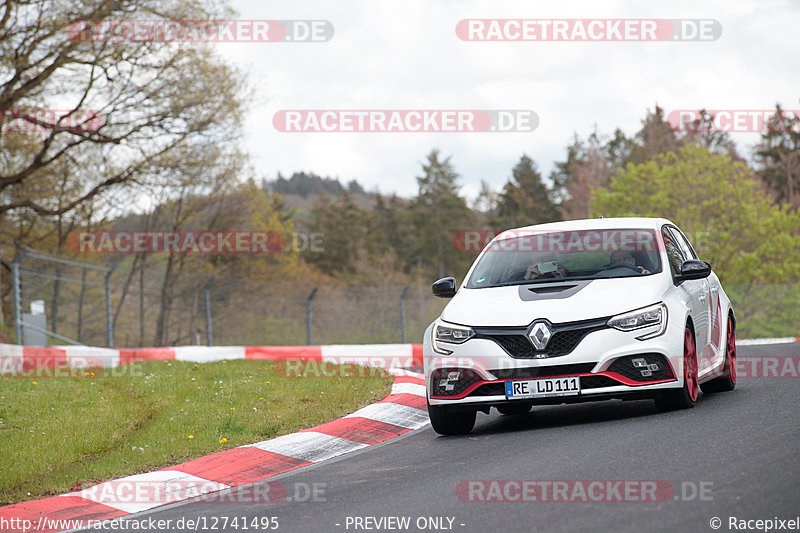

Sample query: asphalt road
[85,343,800,533]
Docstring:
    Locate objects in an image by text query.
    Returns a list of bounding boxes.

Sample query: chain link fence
[9,248,447,347]
[205,281,443,346]
[10,248,113,347]
[7,248,797,347]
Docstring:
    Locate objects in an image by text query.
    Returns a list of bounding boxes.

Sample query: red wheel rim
[726,316,737,384]
[684,328,699,402]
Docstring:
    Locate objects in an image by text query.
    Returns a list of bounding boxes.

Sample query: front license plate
[505,376,580,399]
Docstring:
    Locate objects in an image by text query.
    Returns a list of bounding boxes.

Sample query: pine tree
[411,150,475,278]
[303,192,375,276]
[494,155,560,228]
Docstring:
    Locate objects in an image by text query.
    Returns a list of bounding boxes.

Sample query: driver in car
[608,249,651,274]
[524,253,568,280]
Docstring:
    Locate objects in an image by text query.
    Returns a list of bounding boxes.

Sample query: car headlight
[607,303,668,340]
[432,322,475,355]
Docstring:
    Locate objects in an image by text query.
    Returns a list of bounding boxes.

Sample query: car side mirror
[678,259,711,281]
[432,277,457,298]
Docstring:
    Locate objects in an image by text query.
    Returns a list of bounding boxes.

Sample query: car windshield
[465,228,663,288]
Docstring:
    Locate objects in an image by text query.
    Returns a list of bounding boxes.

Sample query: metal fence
[7,247,798,347]
[203,280,443,347]
[9,248,446,347]
[11,247,114,346]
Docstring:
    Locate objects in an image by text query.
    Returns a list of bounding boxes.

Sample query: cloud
[217,0,800,199]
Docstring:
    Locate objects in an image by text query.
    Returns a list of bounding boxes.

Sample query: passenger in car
[608,250,651,274]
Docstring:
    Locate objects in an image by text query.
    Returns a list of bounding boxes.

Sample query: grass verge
[0,359,393,506]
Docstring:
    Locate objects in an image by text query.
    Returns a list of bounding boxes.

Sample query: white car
[423,217,737,435]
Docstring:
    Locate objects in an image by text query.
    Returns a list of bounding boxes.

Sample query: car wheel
[496,403,532,415]
[701,315,737,393]
[427,399,476,435]
[655,325,699,411]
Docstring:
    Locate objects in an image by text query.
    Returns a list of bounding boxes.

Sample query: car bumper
[423,318,686,408]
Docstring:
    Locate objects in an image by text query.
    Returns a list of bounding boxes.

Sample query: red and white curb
[0,346,428,533]
[0,343,424,374]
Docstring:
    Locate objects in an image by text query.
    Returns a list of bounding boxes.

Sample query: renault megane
[423,217,737,435]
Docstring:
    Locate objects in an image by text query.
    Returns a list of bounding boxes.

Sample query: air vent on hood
[528,284,577,294]
[518,280,591,301]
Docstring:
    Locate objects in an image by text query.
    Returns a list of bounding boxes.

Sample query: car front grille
[490,363,596,380]
[580,375,620,389]
[474,317,610,359]
[471,382,507,396]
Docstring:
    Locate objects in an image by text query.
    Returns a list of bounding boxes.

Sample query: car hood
[440,276,670,327]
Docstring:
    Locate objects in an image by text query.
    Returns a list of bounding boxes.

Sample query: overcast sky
[215,0,800,200]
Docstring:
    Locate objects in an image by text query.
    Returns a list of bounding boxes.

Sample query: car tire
[701,315,737,394]
[496,403,532,415]
[427,400,476,435]
[655,325,699,411]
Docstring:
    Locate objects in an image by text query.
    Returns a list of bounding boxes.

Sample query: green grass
[0,359,393,506]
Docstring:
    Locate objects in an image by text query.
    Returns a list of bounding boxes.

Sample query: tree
[411,150,475,278]
[303,192,376,277]
[551,106,747,221]
[0,0,246,218]
[591,144,800,287]
[755,104,800,208]
[372,193,415,268]
[606,128,636,173]
[110,176,298,347]
[551,132,613,220]
[494,155,560,228]
[471,180,498,217]
[268,172,346,198]
[0,0,248,324]
[678,109,744,161]
[346,179,366,195]
[625,106,682,165]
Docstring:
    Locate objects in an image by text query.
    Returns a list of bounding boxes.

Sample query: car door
[671,226,722,365]
[661,226,711,369]
[704,271,725,361]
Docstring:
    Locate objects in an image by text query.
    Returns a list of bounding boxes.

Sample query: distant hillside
[275,192,376,219]
[264,172,370,198]
[262,172,378,225]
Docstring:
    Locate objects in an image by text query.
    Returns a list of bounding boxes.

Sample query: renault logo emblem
[529,322,551,351]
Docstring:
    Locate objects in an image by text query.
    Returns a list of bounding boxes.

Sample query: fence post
[11,250,23,344]
[306,287,318,345]
[104,264,117,348]
[400,285,410,343]
[204,276,215,347]
[11,251,25,344]
[0,249,3,327]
